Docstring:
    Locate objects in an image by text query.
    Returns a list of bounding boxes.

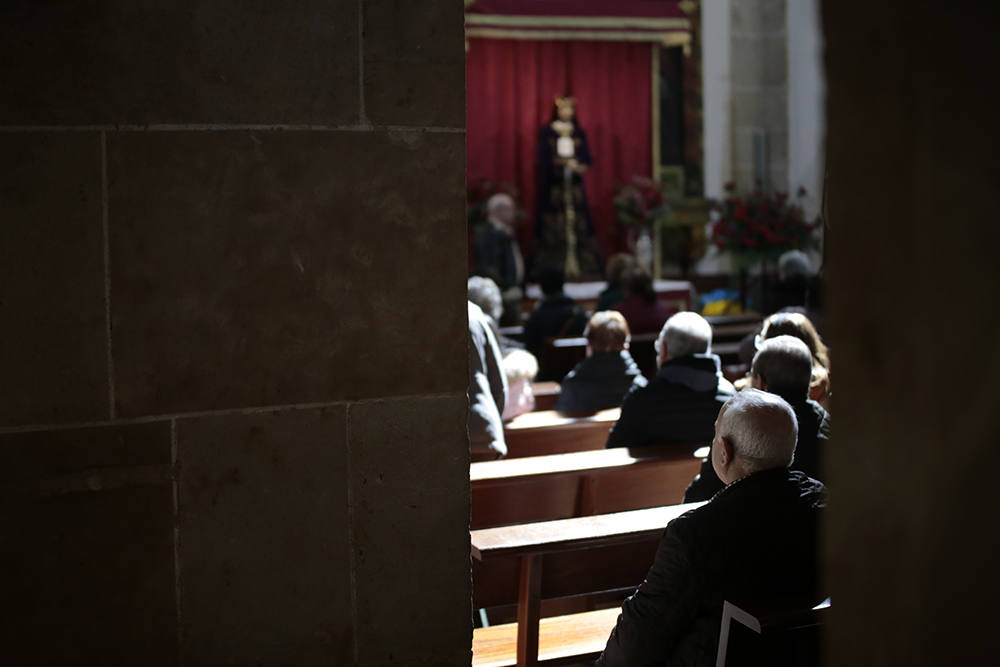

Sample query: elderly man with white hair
[606,311,734,447]
[471,192,525,323]
[597,389,827,666]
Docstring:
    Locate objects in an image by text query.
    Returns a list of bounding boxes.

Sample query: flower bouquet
[711,183,819,267]
[614,176,672,230]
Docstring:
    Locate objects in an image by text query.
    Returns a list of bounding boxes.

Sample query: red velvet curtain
[466,38,653,264]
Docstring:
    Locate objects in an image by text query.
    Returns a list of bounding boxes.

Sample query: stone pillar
[0,2,470,665]
[824,2,1000,665]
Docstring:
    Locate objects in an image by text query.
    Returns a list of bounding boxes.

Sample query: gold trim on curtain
[465,14,691,30]
[466,27,692,46]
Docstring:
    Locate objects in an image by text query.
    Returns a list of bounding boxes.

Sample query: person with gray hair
[467,301,508,461]
[471,192,525,324]
[467,276,523,355]
[684,335,831,502]
[778,249,812,280]
[765,248,823,315]
[467,276,503,322]
[655,310,713,362]
[606,311,734,448]
[597,388,827,666]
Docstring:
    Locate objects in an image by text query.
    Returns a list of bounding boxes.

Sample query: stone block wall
[0,2,471,665]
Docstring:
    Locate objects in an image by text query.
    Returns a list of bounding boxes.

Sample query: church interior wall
[787,0,825,220]
[4,1,1000,665]
[0,1,472,665]
[729,0,789,194]
[701,0,733,201]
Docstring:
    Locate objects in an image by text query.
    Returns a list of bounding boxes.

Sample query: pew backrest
[471,445,705,529]
[472,502,705,609]
[502,408,620,458]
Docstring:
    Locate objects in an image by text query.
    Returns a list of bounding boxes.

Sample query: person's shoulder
[788,469,827,508]
[659,501,714,548]
[806,398,830,422]
[621,376,655,402]
[559,361,585,385]
[468,302,489,331]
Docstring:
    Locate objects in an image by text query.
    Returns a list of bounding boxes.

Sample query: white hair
[657,311,712,359]
[467,276,503,321]
[502,349,538,383]
[778,250,812,279]
[486,193,515,217]
[718,388,798,472]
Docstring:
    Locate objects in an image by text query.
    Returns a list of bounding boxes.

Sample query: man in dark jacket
[606,312,734,448]
[555,310,647,414]
[597,389,827,667]
[684,335,830,502]
[471,193,526,325]
[522,264,588,360]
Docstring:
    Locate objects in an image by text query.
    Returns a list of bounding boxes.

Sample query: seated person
[684,335,831,502]
[467,275,523,354]
[467,301,507,461]
[597,389,827,666]
[758,311,831,411]
[611,267,677,334]
[501,349,539,421]
[554,310,647,414]
[471,193,525,325]
[522,264,588,358]
[596,253,635,312]
[606,312,734,448]
[739,310,832,411]
[766,249,824,320]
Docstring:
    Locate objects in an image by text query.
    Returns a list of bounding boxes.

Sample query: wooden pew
[536,315,762,382]
[629,332,659,379]
[499,324,525,340]
[473,608,620,667]
[530,381,560,412]
[535,336,588,382]
[502,408,619,459]
[472,502,706,666]
[471,445,707,529]
[705,312,762,328]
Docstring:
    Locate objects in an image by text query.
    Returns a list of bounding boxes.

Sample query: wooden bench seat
[472,502,706,666]
[473,607,619,667]
[531,381,560,411]
[502,408,620,459]
[471,445,707,529]
[535,313,760,382]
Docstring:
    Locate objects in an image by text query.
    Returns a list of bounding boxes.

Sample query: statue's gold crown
[554,96,576,109]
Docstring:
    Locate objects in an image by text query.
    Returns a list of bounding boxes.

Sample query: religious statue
[533,96,602,278]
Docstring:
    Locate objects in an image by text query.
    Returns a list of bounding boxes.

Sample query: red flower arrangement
[712,183,819,265]
[614,176,672,229]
